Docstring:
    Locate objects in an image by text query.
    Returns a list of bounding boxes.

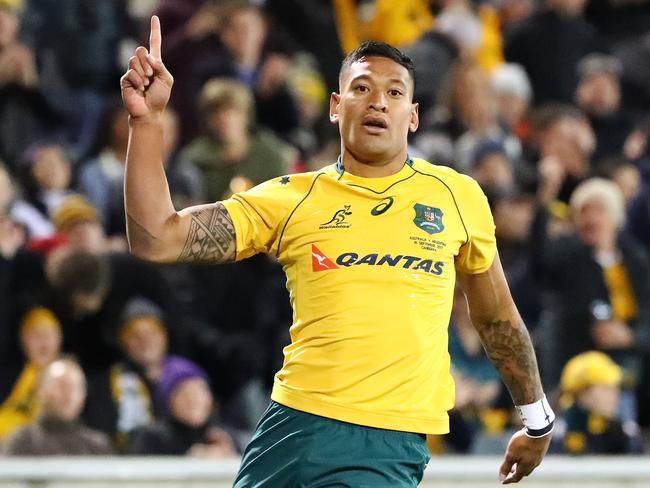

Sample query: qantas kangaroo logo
[311,245,339,271]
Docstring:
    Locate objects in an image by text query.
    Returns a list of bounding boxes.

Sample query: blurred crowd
[0,0,649,458]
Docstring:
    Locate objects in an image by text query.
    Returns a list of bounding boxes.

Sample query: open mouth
[362,116,388,133]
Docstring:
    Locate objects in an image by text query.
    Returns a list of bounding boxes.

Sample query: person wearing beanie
[51,195,118,254]
[491,63,532,135]
[84,296,167,449]
[574,53,633,161]
[0,306,62,440]
[553,351,642,454]
[128,356,237,457]
[469,140,516,205]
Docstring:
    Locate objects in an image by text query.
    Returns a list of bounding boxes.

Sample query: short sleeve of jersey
[221,177,303,261]
[454,175,497,274]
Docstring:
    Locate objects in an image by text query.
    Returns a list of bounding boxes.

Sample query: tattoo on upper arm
[177,204,236,264]
[477,319,542,405]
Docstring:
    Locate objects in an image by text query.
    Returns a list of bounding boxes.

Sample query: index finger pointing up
[149,15,162,59]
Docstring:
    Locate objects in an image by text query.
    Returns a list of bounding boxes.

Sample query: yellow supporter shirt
[222,157,496,434]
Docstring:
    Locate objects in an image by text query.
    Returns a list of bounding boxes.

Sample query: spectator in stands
[575,53,633,161]
[469,140,516,204]
[51,195,126,254]
[3,358,113,455]
[0,160,55,239]
[504,0,602,105]
[78,103,130,236]
[0,171,25,261]
[128,357,237,457]
[102,296,265,451]
[597,159,642,207]
[0,306,61,441]
[554,351,643,454]
[7,143,78,244]
[86,298,163,450]
[532,178,650,389]
[331,0,434,52]
[450,62,521,172]
[163,1,300,142]
[0,1,60,168]
[20,0,125,160]
[492,193,540,327]
[19,144,74,222]
[46,250,182,372]
[286,61,330,163]
[0,160,53,238]
[623,118,650,252]
[180,78,292,202]
[533,104,595,204]
[434,0,504,73]
[491,63,533,139]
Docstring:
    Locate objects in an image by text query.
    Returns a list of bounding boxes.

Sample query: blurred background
[0,0,649,475]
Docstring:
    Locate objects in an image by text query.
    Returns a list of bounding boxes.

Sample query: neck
[144,361,163,381]
[341,147,408,178]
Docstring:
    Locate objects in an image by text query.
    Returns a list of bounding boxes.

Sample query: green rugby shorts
[233,401,430,487]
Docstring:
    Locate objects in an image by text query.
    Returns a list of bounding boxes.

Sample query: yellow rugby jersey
[221,157,496,434]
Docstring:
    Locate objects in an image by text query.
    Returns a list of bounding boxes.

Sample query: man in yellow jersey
[121,16,554,486]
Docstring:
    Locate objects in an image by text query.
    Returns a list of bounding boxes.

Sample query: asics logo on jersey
[319,205,352,229]
[370,197,394,216]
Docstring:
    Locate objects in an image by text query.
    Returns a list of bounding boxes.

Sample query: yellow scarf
[0,363,40,439]
[603,263,637,322]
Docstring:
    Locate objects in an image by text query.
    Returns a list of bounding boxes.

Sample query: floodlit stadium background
[0,0,649,485]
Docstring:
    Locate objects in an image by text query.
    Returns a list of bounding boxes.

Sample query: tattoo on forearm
[178,204,236,264]
[477,319,543,405]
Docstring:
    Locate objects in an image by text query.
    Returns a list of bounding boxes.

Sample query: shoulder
[3,424,36,455]
[620,233,650,268]
[129,422,174,454]
[79,425,113,451]
[410,158,483,195]
[243,167,334,199]
[179,136,217,161]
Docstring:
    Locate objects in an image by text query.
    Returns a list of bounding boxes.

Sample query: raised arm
[457,254,552,484]
[120,16,235,264]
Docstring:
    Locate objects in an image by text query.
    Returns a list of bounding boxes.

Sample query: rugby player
[121,16,554,486]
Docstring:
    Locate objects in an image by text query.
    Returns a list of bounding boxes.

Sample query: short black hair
[51,252,111,297]
[339,41,416,94]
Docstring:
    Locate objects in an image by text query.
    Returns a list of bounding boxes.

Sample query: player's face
[331,56,418,163]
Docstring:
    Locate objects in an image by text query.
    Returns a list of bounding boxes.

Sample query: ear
[329,92,341,124]
[409,102,419,133]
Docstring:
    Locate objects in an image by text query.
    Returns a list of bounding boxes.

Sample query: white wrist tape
[516,396,555,438]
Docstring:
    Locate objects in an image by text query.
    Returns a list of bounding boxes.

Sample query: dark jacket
[504,9,601,105]
[128,418,218,456]
[532,210,650,386]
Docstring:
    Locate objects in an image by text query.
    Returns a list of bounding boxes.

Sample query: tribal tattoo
[476,319,543,405]
[177,204,236,264]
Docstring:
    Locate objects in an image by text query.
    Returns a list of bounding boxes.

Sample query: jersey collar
[335,155,414,175]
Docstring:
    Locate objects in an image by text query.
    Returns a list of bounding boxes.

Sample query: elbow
[125,214,178,263]
[129,240,170,264]
[126,234,171,263]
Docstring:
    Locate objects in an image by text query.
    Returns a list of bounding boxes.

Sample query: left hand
[257,53,290,97]
[499,428,551,484]
[591,320,634,350]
